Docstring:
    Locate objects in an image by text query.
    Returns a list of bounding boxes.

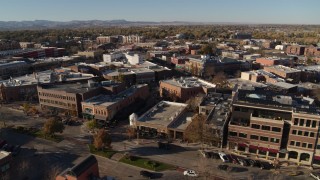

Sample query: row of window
[39,92,76,101]
[229,132,280,143]
[292,129,316,137]
[39,98,76,108]
[290,141,313,149]
[249,134,280,143]
[293,118,318,128]
[251,124,281,132]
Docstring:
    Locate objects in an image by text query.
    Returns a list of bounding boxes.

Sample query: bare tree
[126,126,136,140]
[212,72,228,88]
[44,165,62,180]
[93,129,112,150]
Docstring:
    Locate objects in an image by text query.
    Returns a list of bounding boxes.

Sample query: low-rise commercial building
[0,151,12,176]
[81,84,149,121]
[133,101,194,139]
[256,57,293,67]
[159,77,216,102]
[56,155,99,180]
[264,65,301,83]
[286,45,305,56]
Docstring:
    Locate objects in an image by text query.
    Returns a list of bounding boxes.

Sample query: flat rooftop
[168,111,194,131]
[265,65,300,73]
[162,77,216,89]
[138,101,188,127]
[0,70,94,87]
[39,82,97,94]
[82,84,147,107]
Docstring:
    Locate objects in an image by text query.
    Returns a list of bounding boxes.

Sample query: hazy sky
[0,0,319,24]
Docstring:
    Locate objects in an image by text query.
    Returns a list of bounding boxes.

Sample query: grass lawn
[120,155,176,171]
[12,126,63,143]
[88,144,117,159]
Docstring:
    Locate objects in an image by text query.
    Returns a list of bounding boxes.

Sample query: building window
[302,143,307,148]
[229,131,237,136]
[234,107,240,111]
[294,118,299,125]
[299,119,304,126]
[261,125,270,131]
[306,120,311,127]
[251,124,260,129]
[292,130,297,135]
[304,132,309,137]
[239,133,247,138]
[290,141,295,146]
[271,138,279,143]
[250,135,259,140]
[298,131,302,135]
[310,132,315,137]
[296,142,301,147]
[312,121,317,128]
[272,127,281,132]
[308,144,313,149]
[260,136,268,141]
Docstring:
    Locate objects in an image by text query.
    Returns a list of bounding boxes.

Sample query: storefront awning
[249,145,258,150]
[268,148,279,153]
[314,156,320,161]
[238,143,248,147]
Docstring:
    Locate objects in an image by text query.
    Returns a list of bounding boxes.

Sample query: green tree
[201,44,213,55]
[86,120,98,130]
[43,119,65,137]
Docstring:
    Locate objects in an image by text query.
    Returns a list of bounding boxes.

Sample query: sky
[0,0,319,24]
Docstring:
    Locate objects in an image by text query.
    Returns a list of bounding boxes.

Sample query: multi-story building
[81,84,149,121]
[0,70,95,102]
[227,87,320,166]
[256,57,293,67]
[96,36,119,44]
[171,56,189,65]
[304,45,320,57]
[37,80,123,117]
[0,40,20,51]
[19,42,35,49]
[0,61,30,80]
[185,56,243,77]
[76,51,102,58]
[286,45,306,56]
[120,35,145,44]
[263,65,301,83]
[221,50,248,60]
[159,77,216,102]
[233,32,252,39]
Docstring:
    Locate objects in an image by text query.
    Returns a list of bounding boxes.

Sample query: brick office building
[37,80,124,117]
[256,57,293,67]
[81,84,149,121]
[159,77,216,102]
[228,87,320,166]
[286,45,306,56]
[263,65,301,83]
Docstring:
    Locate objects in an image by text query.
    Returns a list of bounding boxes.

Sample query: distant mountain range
[0,20,212,30]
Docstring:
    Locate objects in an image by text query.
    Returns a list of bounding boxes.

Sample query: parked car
[157,141,170,150]
[218,152,229,163]
[218,164,229,171]
[0,140,7,148]
[310,171,320,180]
[183,170,198,177]
[237,158,249,166]
[2,144,14,152]
[12,145,21,156]
[209,152,220,159]
[257,161,271,170]
[140,170,155,179]
[248,159,259,167]
[228,154,239,164]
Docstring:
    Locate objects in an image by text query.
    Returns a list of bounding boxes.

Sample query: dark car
[237,158,249,166]
[248,159,259,167]
[140,170,155,179]
[0,140,7,149]
[257,161,272,170]
[12,145,21,156]
[228,155,240,164]
[218,164,229,171]
[2,144,14,152]
[157,141,170,150]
